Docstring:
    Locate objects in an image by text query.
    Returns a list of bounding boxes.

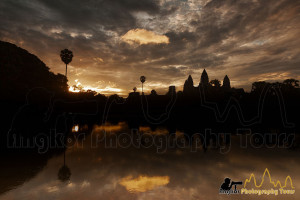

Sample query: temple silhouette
[127,69,244,100]
[183,69,236,95]
[1,40,299,151]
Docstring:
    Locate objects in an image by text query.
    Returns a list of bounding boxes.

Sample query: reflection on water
[93,122,127,132]
[119,175,170,193]
[58,151,71,182]
[72,125,79,133]
[0,122,299,200]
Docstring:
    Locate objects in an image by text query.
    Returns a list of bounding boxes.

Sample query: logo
[219,178,243,195]
[220,168,295,196]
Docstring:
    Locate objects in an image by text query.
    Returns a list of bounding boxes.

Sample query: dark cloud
[0,0,299,95]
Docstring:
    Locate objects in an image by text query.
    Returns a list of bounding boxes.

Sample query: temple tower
[200,69,209,86]
[223,75,231,88]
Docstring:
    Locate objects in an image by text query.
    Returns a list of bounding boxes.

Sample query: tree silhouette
[60,49,73,77]
[151,89,157,96]
[210,79,221,87]
[283,79,299,88]
[140,76,146,94]
[71,84,83,92]
[133,87,137,93]
[251,81,270,93]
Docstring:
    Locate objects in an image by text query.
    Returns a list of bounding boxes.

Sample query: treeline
[1,40,300,148]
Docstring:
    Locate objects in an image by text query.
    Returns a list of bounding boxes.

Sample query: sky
[1,0,300,96]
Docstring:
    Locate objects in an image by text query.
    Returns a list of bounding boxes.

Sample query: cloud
[121,28,169,45]
[0,0,299,95]
[93,57,104,63]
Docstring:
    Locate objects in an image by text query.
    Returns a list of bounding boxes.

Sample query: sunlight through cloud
[121,29,169,45]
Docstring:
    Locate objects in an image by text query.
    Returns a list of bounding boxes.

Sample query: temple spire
[223,75,231,88]
[183,75,194,94]
[200,69,209,86]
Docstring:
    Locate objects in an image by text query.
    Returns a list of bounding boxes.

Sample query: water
[0,122,299,200]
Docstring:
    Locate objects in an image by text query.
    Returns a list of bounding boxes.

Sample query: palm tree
[58,165,71,182]
[210,79,221,87]
[140,76,146,94]
[60,49,73,77]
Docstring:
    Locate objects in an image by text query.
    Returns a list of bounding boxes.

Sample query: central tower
[200,69,209,86]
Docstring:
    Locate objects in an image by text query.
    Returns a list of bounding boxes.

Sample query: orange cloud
[121,29,169,45]
[249,72,299,82]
